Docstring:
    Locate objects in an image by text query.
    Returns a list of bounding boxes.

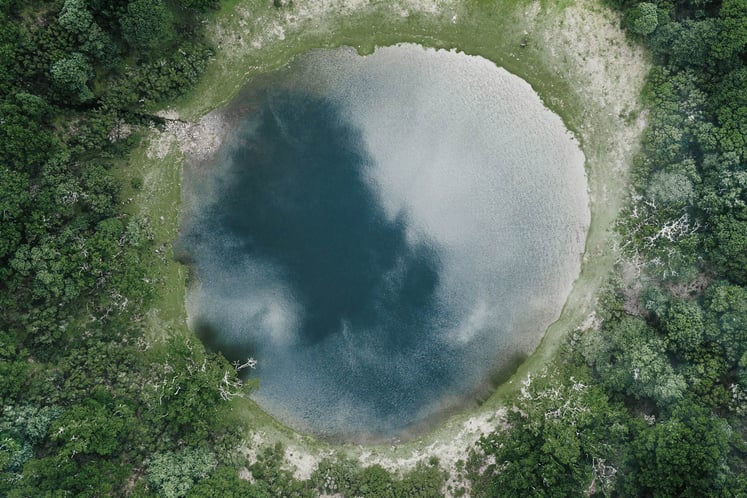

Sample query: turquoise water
[180,45,589,441]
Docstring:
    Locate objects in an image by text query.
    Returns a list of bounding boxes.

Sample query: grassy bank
[123,0,649,485]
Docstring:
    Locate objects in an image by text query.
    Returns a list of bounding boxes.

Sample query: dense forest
[0,0,746,496]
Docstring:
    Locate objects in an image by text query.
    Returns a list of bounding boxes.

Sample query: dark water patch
[487,352,528,392]
[180,44,589,441]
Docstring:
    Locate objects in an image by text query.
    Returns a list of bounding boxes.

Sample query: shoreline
[125,0,650,493]
[167,41,590,445]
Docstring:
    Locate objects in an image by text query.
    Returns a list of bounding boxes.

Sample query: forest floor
[114,0,649,494]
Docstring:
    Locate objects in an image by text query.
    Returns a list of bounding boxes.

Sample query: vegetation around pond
[0,0,746,496]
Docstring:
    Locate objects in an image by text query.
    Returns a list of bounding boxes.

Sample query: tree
[142,339,250,444]
[713,0,747,61]
[0,1,227,496]
[187,467,268,497]
[0,404,62,494]
[58,0,93,34]
[711,67,747,159]
[50,394,134,457]
[248,444,314,498]
[0,100,56,173]
[626,3,659,36]
[709,217,747,284]
[647,170,695,209]
[703,282,747,364]
[661,300,705,357]
[10,455,129,497]
[178,0,218,11]
[591,317,687,406]
[120,0,174,54]
[469,367,628,497]
[629,401,731,497]
[650,19,720,69]
[58,0,113,61]
[395,460,446,498]
[50,52,94,102]
[147,447,217,498]
[0,360,27,406]
[0,167,29,260]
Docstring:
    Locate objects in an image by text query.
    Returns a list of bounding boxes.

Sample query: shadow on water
[191,316,259,365]
[485,352,528,399]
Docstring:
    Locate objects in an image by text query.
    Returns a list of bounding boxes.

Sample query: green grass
[195,1,573,116]
[112,137,190,344]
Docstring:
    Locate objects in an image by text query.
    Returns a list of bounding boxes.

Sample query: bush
[147,447,217,498]
[625,3,659,36]
[50,52,94,102]
[120,0,174,55]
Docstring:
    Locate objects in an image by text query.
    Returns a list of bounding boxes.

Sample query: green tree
[50,394,135,457]
[713,0,747,61]
[0,100,56,173]
[711,67,747,159]
[178,0,218,11]
[120,0,174,54]
[1,404,62,446]
[11,455,129,497]
[470,367,628,497]
[681,350,730,407]
[58,0,93,34]
[591,317,686,405]
[0,167,29,260]
[661,299,704,357]
[629,401,730,497]
[187,466,268,497]
[58,0,113,61]
[249,444,314,497]
[0,360,27,406]
[647,170,695,209]
[626,2,659,36]
[709,217,747,284]
[703,282,747,364]
[650,19,720,69]
[147,447,217,498]
[395,460,446,498]
[50,52,94,102]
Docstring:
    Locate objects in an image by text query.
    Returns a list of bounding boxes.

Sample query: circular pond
[179,44,589,441]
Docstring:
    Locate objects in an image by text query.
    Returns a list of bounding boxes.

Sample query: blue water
[180,45,589,441]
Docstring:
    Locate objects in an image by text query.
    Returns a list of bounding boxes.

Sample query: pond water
[179,44,589,441]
